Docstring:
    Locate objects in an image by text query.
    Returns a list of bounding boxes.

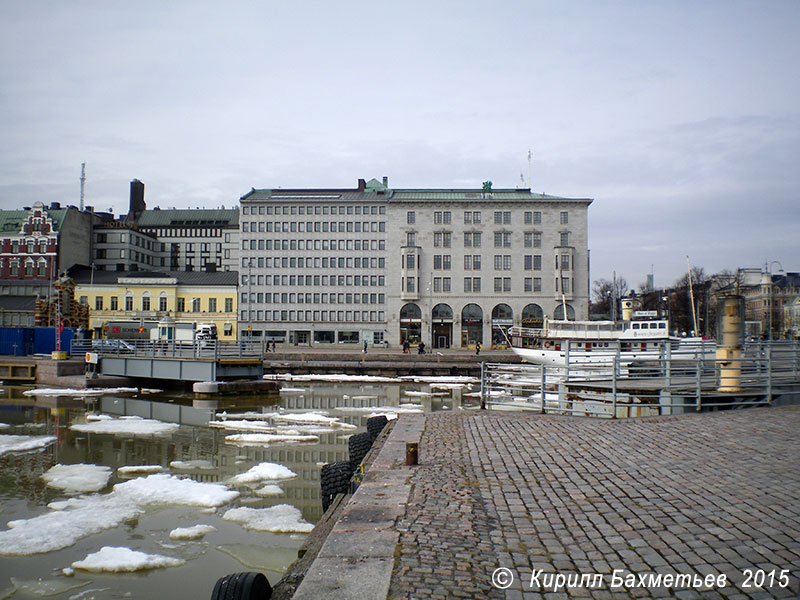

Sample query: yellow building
[72,268,239,341]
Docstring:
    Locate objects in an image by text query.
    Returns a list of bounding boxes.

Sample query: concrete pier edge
[289,413,424,600]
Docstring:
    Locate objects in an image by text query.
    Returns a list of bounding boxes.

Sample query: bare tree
[590,277,628,319]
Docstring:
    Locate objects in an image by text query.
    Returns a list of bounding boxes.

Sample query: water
[0,380,472,599]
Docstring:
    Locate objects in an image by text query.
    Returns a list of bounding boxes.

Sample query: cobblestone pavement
[389,407,800,599]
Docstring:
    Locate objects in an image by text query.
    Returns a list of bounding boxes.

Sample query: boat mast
[686,256,699,334]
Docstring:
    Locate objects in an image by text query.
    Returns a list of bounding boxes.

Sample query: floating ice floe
[225,433,319,445]
[0,423,10,430]
[229,463,296,485]
[403,390,449,397]
[266,411,355,428]
[42,464,112,494]
[22,387,139,397]
[71,416,179,436]
[85,413,113,421]
[169,459,214,470]
[222,504,314,533]
[264,373,399,383]
[0,474,238,556]
[117,465,164,475]
[0,434,57,457]
[209,419,275,433]
[72,546,185,572]
[399,375,479,384]
[279,387,307,393]
[217,543,299,572]
[254,484,284,497]
[169,524,216,540]
[8,577,89,597]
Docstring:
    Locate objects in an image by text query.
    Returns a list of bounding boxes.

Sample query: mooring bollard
[405,442,418,466]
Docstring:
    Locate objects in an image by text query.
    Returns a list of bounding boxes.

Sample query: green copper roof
[135,208,239,227]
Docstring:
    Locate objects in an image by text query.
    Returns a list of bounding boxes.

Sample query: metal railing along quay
[70,338,265,360]
[480,339,800,418]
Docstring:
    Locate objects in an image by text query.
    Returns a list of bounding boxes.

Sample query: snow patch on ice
[8,577,89,596]
[222,504,314,533]
[72,546,185,572]
[169,524,216,540]
[72,416,179,436]
[169,459,214,470]
[229,463,296,485]
[118,464,164,475]
[254,484,284,497]
[23,387,138,397]
[42,464,112,494]
[0,434,57,457]
[265,372,399,383]
[225,433,319,445]
[0,474,238,556]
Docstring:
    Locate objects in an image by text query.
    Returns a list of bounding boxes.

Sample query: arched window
[432,303,453,321]
[491,304,514,347]
[400,303,421,321]
[522,303,544,326]
[553,303,575,320]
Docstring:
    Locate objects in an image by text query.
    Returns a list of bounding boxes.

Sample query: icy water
[0,378,475,599]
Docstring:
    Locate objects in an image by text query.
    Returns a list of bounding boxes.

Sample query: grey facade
[93,222,167,272]
[239,177,592,348]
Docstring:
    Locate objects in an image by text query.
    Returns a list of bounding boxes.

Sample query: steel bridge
[73,339,264,382]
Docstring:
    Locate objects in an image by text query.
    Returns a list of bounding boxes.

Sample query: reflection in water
[0,380,471,599]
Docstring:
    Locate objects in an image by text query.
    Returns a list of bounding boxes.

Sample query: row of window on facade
[81,295,234,313]
[405,231,570,248]
[403,254,572,271]
[242,204,386,216]
[403,276,572,294]
[242,220,385,234]
[139,227,229,239]
[407,210,570,225]
[241,238,386,254]
[243,256,385,272]
[242,310,386,323]
[95,232,162,251]
[0,257,50,276]
[2,239,53,253]
[243,274,386,287]
[242,292,385,305]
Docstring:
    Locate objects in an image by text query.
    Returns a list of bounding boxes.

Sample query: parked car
[91,339,135,353]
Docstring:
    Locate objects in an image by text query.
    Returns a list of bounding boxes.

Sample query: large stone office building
[239,177,592,348]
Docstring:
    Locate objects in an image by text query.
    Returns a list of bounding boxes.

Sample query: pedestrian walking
[363,340,368,354]
[418,341,425,355]
[475,341,481,356]
[403,339,409,353]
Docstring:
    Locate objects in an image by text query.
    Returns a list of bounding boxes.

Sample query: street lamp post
[768,260,784,340]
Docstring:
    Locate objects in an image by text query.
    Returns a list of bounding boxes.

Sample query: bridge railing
[71,338,264,360]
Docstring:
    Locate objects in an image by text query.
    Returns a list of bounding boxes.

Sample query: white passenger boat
[508,319,711,368]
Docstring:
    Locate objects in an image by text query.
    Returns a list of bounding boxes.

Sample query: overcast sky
[1,1,797,289]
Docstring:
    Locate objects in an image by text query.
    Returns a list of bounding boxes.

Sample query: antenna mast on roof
[79,162,86,211]
[527,148,532,190]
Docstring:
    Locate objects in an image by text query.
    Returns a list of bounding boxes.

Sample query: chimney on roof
[128,179,146,222]
[50,202,61,210]
[357,178,366,191]
[382,176,388,187]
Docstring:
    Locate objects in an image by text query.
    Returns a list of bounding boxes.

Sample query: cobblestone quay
[389,407,799,599]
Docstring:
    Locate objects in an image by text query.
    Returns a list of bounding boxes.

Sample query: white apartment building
[239,177,592,348]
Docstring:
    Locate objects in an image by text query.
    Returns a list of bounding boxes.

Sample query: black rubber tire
[348,431,373,471]
[320,460,352,512]
[366,415,389,442]
[210,571,271,600]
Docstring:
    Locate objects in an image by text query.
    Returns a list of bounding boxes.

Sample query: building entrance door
[432,323,451,348]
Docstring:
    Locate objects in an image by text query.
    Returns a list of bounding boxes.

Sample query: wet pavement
[300,406,800,599]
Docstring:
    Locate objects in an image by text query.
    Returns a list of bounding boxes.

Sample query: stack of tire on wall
[211,416,391,599]
[319,415,389,512]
